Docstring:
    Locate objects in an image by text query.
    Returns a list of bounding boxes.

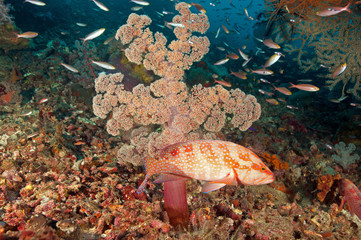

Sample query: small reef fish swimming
[320,64,331,69]
[289,83,319,92]
[92,0,109,11]
[350,102,361,108]
[242,57,252,67]
[329,97,347,103]
[259,89,274,97]
[39,98,48,104]
[131,6,143,11]
[214,58,229,65]
[76,22,87,27]
[266,98,279,105]
[162,11,173,15]
[251,69,273,75]
[137,140,274,194]
[24,0,46,6]
[214,79,231,87]
[165,22,185,28]
[60,63,79,73]
[20,111,33,117]
[215,27,220,38]
[255,38,281,49]
[238,49,249,61]
[256,47,265,55]
[244,8,254,21]
[297,79,313,82]
[155,11,164,16]
[91,60,116,70]
[260,78,270,84]
[191,2,206,13]
[131,0,149,6]
[286,105,298,110]
[82,28,105,43]
[221,24,229,34]
[339,178,361,220]
[103,36,114,45]
[264,52,283,68]
[316,2,352,17]
[332,63,347,78]
[74,141,86,146]
[273,86,292,96]
[16,32,38,39]
[226,52,239,60]
[230,71,247,80]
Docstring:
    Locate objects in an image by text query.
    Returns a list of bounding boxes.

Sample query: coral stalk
[163,180,189,228]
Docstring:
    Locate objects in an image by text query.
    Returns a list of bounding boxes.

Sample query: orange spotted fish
[339,178,361,220]
[137,140,274,193]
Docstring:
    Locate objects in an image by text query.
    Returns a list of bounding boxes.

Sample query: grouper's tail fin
[136,157,156,194]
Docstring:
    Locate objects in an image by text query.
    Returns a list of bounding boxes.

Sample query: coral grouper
[137,140,274,193]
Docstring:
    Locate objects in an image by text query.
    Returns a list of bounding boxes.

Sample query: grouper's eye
[261,167,265,171]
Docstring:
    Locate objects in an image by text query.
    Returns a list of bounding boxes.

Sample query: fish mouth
[255,174,274,185]
[250,174,274,185]
[264,175,275,184]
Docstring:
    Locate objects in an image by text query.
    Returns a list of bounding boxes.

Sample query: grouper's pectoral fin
[153,173,189,183]
[202,183,226,193]
[202,171,238,193]
[207,171,237,185]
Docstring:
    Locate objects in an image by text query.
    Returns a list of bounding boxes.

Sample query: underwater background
[1,0,361,239]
